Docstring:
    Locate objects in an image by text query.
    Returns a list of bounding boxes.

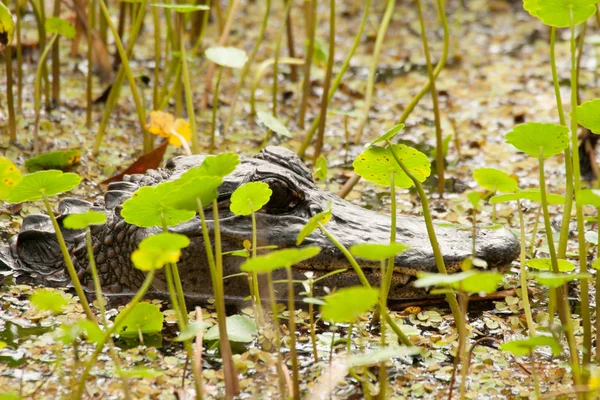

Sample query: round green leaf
[174,321,211,342]
[25,149,81,172]
[578,189,600,207]
[230,182,272,216]
[205,46,248,69]
[0,2,15,46]
[151,3,209,12]
[131,232,190,271]
[526,258,575,272]
[414,270,503,294]
[296,205,332,245]
[576,99,600,134]
[204,314,257,343]
[489,189,565,205]
[30,288,68,314]
[240,246,321,273]
[180,153,240,180]
[320,286,379,323]
[353,144,431,188]
[167,175,222,211]
[45,17,75,39]
[0,157,22,201]
[257,111,291,138]
[505,122,569,158]
[473,168,518,193]
[531,271,589,288]
[7,170,81,202]
[534,0,596,27]
[63,210,107,230]
[115,303,164,337]
[585,231,599,245]
[467,192,482,209]
[121,183,195,228]
[366,123,405,148]
[500,335,561,357]
[350,243,410,261]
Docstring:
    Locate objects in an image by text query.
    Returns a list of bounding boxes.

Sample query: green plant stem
[538,151,560,274]
[298,0,316,128]
[516,200,535,336]
[42,193,94,321]
[530,351,541,400]
[159,61,184,110]
[415,0,444,194]
[160,215,188,322]
[355,0,396,143]
[223,0,270,135]
[271,0,292,118]
[267,271,287,399]
[212,200,241,397]
[569,12,591,370]
[286,266,300,400]
[4,47,16,142]
[312,0,335,162]
[378,260,388,399]
[386,145,462,320]
[597,212,600,363]
[33,34,58,154]
[16,0,22,113]
[93,0,149,155]
[210,66,224,153]
[308,276,319,362]
[382,173,396,304]
[73,269,155,400]
[86,0,95,128]
[250,210,264,325]
[33,0,50,107]
[191,0,211,55]
[152,5,161,110]
[317,222,412,346]
[178,14,198,154]
[297,0,371,158]
[51,0,60,105]
[528,206,542,254]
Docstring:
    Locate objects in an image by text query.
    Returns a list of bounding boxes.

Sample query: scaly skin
[0,147,520,303]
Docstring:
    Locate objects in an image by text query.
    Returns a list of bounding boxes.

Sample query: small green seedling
[501,334,562,399]
[0,157,22,200]
[229,181,272,324]
[114,302,164,338]
[205,46,248,152]
[576,99,600,134]
[365,123,405,148]
[30,288,68,314]
[241,245,321,399]
[64,210,108,321]
[313,155,328,181]
[257,111,292,148]
[297,205,332,246]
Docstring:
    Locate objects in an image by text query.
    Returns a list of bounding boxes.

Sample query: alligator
[0,146,520,304]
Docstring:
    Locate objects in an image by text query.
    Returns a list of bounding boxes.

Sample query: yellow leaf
[147,110,175,138]
[170,119,191,147]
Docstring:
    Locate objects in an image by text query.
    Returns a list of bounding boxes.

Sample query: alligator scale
[0,147,520,303]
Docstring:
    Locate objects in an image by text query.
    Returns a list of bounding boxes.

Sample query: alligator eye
[263,178,304,213]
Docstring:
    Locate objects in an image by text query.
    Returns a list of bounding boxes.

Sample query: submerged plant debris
[1,1,600,399]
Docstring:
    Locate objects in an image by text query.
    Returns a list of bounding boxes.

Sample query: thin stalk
[517,200,535,336]
[42,193,94,321]
[159,61,185,110]
[312,0,335,162]
[86,0,95,128]
[284,0,298,82]
[178,14,198,154]
[271,0,293,117]
[386,144,462,320]
[378,261,388,399]
[93,0,149,155]
[267,272,287,398]
[51,0,61,105]
[298,0,316,128]
[5,47,16,141]
[530,352,541,400]
[528,206,542,254]
[212,200,241,397]
[355,0,396,143]
[35,0,50,107]
[152,5,161,110]
[308,276,319,362]
[210,67,224,153]
[74,270,155,400]
[597,211,600,363]
[415,0,444,194]
[16,0,22,113]
[224,0,270,135]
[538,150,560,274]
[317,222,412,346]
[569,11,591,369]
[33,34,59,154]
[250,210,265,325]
[298,0,371,158]
[159,215,188,324]
[458,292,469,398]
[286,267,300,400]
[382,173,396,303]
[191,0,211,55]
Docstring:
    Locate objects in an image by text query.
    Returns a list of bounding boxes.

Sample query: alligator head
[0,146,520,303]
